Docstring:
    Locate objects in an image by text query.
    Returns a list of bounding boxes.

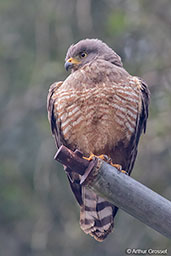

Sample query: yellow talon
[96,154,108,161]
[111,163,122,170]
[83,153,95,161]
[121,170,127,174]
[83,153,108,161]
[111,164,127,174]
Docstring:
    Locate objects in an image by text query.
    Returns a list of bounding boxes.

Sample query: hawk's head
[65,39,123,72]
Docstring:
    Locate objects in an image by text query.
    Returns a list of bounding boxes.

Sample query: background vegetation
[0,0,171,255]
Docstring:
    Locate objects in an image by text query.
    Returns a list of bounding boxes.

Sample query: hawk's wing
[127,79,150,175]
[47,81,65,149]
[47,81,83,205]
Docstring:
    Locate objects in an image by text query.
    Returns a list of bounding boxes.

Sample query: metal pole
[88,161,171,239]
[55,145,171,239]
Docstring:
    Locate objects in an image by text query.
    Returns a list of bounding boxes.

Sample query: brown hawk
[47,39,150,241]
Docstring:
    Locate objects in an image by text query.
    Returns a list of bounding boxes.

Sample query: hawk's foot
[83,154,127,174]
[111,163,127,175]
[83,153,110,162]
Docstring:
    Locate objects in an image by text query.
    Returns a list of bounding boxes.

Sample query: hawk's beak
[65,57,81,71]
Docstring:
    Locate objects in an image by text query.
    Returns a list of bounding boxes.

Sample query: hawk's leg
[83,154,127,174]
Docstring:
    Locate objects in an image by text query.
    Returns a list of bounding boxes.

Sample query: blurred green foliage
[0,0,171,255]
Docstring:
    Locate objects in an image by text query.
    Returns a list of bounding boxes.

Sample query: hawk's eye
[79,52,87,58]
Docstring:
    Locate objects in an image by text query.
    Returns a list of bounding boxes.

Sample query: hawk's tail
[80,187,118,242]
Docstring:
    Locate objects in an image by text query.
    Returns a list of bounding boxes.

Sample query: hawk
[47,39,150,241]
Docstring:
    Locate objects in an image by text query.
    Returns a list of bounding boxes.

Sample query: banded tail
[80,187,118,241]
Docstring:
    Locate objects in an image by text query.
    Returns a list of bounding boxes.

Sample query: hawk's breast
[52,69,141,156]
